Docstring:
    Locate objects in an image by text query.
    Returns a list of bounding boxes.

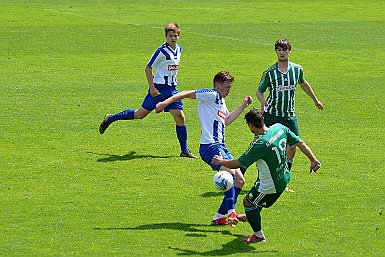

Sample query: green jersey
[238,123,300,193]
[258,62,305,118]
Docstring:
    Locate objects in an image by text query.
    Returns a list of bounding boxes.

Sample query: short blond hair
[164,23,180,36]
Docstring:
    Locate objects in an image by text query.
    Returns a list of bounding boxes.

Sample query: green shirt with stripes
[258,62,305,118]
[237,124,300,194]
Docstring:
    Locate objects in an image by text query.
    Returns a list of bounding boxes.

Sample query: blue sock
[109,109,135,123]
[218,185,235,215]
[234,186,242,205]
[176,125,188,153]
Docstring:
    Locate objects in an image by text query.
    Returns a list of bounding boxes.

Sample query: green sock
[244,205,262,232]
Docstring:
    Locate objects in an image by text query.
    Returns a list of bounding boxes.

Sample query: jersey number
[272,138,287,164]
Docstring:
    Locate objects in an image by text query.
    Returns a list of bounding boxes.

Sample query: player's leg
[99,87,158,134]
[242,181,283,243]
[221,147,245,206]
[216,147,245,225]
[283,117,299,171]
[168,109,197,158]
[199,144,233,225]
[99,107,151,134]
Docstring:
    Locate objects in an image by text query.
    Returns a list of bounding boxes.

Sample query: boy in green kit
[212,108,321,243]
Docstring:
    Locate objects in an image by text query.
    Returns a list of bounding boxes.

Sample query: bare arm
[299,81,323,110]
[211,153,242,169]
[145,65,160,97]
[225,96,253,126]
[295,140,321,173]
[256,90,268,112]
[155,90,196,113]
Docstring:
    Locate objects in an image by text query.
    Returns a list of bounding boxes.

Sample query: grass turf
[1,0,384,256]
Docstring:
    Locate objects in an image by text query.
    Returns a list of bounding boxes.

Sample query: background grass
[1,0,384,256]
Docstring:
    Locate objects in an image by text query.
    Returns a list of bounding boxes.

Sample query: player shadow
[95,222,277,255]
[200,189,249,198]
[86,151,174,162]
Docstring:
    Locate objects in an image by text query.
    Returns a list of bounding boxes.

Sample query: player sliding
[212,108,321,243]
[99,23,197,158]
[156,71,252,226]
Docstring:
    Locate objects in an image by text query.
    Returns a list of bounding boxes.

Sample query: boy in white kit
[156,71,252,225]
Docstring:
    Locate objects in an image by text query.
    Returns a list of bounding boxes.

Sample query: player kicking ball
[156,71,252,226]
[212,108,321,242]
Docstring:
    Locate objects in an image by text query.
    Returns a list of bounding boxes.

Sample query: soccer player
[256,38,323,175]
[212,108,321,243]
[156,71,253,225]
[99,23,197,158]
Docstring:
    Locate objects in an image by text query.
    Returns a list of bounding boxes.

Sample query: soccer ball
[213,171,233,192]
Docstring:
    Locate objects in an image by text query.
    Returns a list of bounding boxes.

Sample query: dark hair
[245,108,264,128]
[165,23,180,36]
[213,71,234,86]
[274,38,291,51]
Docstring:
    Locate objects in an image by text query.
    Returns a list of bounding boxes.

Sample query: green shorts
[263,112,300,136]
[245,180,283,208]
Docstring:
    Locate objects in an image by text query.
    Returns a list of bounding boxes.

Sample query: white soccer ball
[213,171,233,192]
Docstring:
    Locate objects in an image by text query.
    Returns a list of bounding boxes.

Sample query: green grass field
[1,0,384,256]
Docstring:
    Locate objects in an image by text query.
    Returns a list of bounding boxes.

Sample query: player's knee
[134,109,149,119]
[134,113,145,119]
[234,176,245,188]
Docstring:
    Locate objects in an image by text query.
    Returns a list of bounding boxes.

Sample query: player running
[99,23,197,158]
[156,71,253,226]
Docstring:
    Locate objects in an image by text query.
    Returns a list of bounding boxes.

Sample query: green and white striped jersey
[258,62,305,118]
[237,124,300,193]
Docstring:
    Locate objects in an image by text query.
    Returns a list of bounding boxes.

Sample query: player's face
[216,81,233,98]
[166,31,180,49]
[275,46,291,62]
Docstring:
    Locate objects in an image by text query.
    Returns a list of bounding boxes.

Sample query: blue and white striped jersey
[195,88,229,145]
[147,42,182,86]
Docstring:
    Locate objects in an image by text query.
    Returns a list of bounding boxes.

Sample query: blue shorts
[199,144,234,171]
[142,84,183,112]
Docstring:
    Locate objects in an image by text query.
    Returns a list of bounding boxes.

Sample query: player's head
[165,23,181,36]
[245,108,265,129]
[213,71,234,98]
[275,38,291,51]
[275,38,291,62]
[165,23,180,47]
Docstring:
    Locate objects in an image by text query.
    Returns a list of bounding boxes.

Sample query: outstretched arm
[299,81,323,110]
[155,90,196,113]
[225,96,253,126]
[295,140,321,173]
[211,153,242,169]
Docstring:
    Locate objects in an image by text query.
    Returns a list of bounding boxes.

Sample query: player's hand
[150,87,161,97]
[211,153,223,165]
[155,102,165,113]
[244,96,253,106]
[260,101,268,112]
[314,99,323,110]
[310,159,321,173]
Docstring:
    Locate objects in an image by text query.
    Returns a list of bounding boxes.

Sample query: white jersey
[147,42,181,86]
[195,88,229,144]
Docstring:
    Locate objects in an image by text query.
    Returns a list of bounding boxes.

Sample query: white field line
[44,9,384,63]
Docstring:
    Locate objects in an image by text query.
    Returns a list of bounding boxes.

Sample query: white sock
[213,213,225,220]
[227,209,235,215]
[254,230,265,238]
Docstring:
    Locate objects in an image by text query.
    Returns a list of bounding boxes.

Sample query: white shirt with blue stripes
[147,42,181,86]
[195,89,229,145]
